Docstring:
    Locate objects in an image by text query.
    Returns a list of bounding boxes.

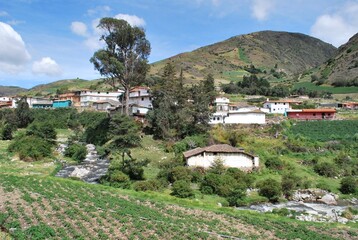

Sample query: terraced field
[0,174,357,240]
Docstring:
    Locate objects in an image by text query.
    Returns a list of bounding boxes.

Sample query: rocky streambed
[55,144,110,183]
[237,189,358,224]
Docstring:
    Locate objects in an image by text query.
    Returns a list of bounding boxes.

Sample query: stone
[69,167,90,178]
[318,194,337,205]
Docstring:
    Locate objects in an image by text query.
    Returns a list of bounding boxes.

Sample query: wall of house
[264,102,290,114]
[129,96,152,109]
[129,88,150,98]
[80,91,122,107]
[287,112,335,120]
[187,152,258,171]
[131,106,150,115]
[224,112,265,124]
[53,101,71,108]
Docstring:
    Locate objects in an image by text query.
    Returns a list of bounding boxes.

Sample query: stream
[55,144,110,183]
[237,200,358,223]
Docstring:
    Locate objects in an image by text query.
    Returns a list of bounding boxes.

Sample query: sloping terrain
[149,31,336,84]
[317,32,358,85]
[0,174,356,240]
[0,86,27,97]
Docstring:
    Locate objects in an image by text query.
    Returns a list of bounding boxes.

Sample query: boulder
[69,167,90,178]
[318,194,337,205]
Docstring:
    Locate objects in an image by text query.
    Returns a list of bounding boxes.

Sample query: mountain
[0,85,28,96]
[316,32,358,86]
[26,78,106,96]
[149,31,337,84]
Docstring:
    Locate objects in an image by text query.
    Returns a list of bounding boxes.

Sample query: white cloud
[7,20,25,26]
[70,21,88,37]
[251,0,275,21]
[0,22,31,73]
[32,57,62,76]
[311,2,358,47]
[114,14,146,27]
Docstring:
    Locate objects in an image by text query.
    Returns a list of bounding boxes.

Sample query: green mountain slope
[149,31,337,84]
[0,86,27,96]
[317,32,358,86]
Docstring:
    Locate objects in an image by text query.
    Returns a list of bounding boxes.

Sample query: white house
[183,144,259,171]
[263,99,301,114]
[80,90,123,108]
[128,86,152,116]
[214,96,230,112]
[224,109,266,124]
[92,99,121,111]
[210,97,266,124]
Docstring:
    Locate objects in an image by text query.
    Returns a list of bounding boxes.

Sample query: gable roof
[183,144,254,159]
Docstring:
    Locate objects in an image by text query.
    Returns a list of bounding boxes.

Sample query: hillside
[317,32,358,86]
[26,79,101,95]
[149,31,337,84]
[0,86,27,97]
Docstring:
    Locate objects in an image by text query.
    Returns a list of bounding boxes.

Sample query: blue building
[53,100,72,108]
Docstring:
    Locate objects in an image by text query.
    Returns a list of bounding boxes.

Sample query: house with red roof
[183,144,259,171]
[286,109,336,120]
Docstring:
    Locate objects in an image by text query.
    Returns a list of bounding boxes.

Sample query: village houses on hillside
[3,86,153,119]
[210,96,267,124]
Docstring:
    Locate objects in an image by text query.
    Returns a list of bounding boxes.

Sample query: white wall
[224,112,265,124]
[129,96,152,109]
[187,152,258,170]
[263,102,291,114]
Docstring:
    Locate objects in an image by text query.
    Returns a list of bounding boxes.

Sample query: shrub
[133,179,162,192]
[208,158,226,174]
[171,180,194,198]
[168,166,192,183]
[314,161,338,177]
[226,168,255,188]
[26,121,57,143]
[190,167,206,183]
[64,143,87,162]
[265,157,284,170]
[258,178,282,203]
[281,172,302,198]
[1,123,13,140]
[340,176,357,194]
[8,135,52,161]
[100,170,131,189]
[225,188,246,207]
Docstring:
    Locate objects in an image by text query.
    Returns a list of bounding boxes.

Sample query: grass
[294,81,358,94]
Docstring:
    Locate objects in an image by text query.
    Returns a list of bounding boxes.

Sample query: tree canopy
[90,17,151,115]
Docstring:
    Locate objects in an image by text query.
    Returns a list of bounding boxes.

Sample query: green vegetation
[294,81,358,94]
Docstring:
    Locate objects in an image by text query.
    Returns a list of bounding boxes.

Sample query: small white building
[214,96,230,112]
[80,90,124,108]
[92,99,121,111]
[263,99,301,114]
[183,144,259,171]
[210,97,266,124]
[224,110,266,124]
[128,86,152,109]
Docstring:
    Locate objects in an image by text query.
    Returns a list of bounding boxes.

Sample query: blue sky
[0,0,357,88]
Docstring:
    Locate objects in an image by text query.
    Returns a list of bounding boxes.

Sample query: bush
[340,176,357,194]
[168,166,192,183]
[64,143,87,162]
[258,178,282,203]
[190,167,206,183]
[281,172,302,198]
[8,135,52,161]
[171,180,194,198]
[100,170,131,189]
[314,161,339,177]
[265,157,284,170]
[133,179,162,192]
[26,121,57,143]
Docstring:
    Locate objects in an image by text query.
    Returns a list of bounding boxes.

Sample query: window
[313,113,316,116]
[141,97,144,101]
[275,103,277,105]
[213,153,217,156]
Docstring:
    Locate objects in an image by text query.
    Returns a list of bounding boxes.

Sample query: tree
[90,18,151,115]
[15,97,33,128]
[340,176,357,194]
[171,180,194,198]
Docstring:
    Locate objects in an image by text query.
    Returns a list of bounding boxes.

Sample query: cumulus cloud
[114,14,146,27]
[0,22,31,73]
[311,2,358,47]
[32,57,62,76]
[71,21,88,37]
[251,0,275,21]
